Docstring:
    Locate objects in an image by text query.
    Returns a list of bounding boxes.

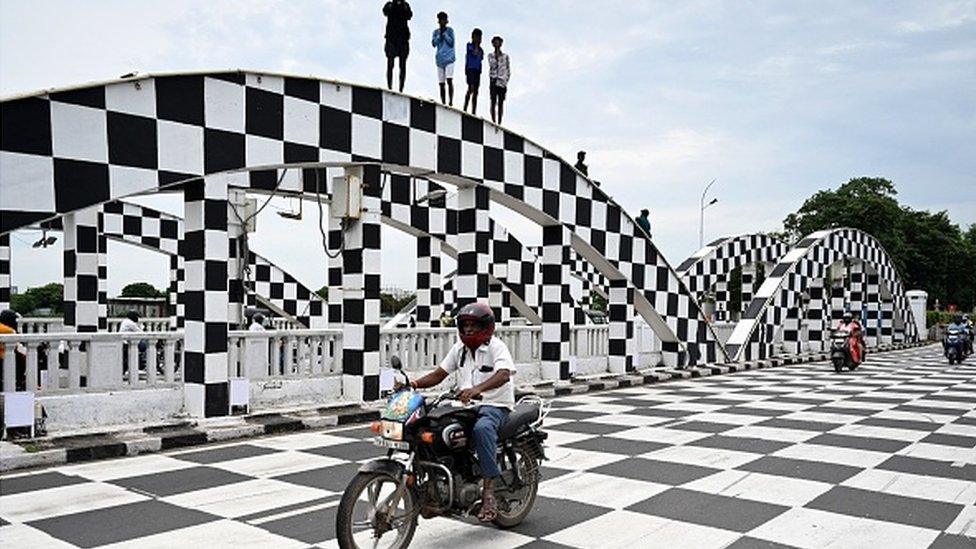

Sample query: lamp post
[699,179,718,248]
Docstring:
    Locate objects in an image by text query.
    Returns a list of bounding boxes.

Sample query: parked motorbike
[830,328,859,373]
[335,356,550,549]
[944,328,970,364]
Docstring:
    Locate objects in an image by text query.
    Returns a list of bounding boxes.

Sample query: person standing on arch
[463,28,484,115]
[636,209,652,237]
[382,0,412,92]
[488,35,510,124]
[432,11,456,106]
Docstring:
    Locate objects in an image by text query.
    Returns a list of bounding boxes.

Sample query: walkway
[1,345,973,548]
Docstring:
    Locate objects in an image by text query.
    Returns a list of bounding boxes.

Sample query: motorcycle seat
[498,401,541,440]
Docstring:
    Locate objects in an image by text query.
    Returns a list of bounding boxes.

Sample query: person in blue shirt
[463,28,484,115]
[431,11,456,106]
[948,315,972,354]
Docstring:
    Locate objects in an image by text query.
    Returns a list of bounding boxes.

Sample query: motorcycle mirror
[390,356,403,370]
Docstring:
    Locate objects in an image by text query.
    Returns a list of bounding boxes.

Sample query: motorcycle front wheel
[832,357,844,373]
[494,445,540,528]
[335,472,418,549]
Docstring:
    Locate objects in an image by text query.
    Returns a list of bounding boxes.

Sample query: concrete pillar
[540,225,572,381]
[848,262,865,322]
[183,175,230,418]
[906,290,927,341]
[608,279,635,374]
[327,214,344,327]
[488,281,510,326]
[455,185,490,308]
[864,272,881,347]
[97,223,107,330]
[740,263,757,314]
[0,233,10,311]
[226,189,248,330]
[341,165,381,402]
[416,236,444,327]
[804,278,827,352]
[830,279,846,324]
[168,255,183,330]
[713,279,729,321]
[63,207,104,332]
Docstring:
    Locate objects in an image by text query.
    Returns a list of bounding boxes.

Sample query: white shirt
[119,318,142,333]
[488,51,510,87]
[249,322,266,332]
[439,337,516,408]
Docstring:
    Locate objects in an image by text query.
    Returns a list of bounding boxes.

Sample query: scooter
[944,328,970,364]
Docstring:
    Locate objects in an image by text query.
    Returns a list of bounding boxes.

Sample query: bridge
[0,70,923,434]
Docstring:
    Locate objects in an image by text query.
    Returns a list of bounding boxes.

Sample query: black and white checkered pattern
[339,165,382,402]
[0,233,10,311]
[541,224,573,380]
[61,207,105,332]
[182,175,230,417]
[416,235,444,326]
[678,234,789,321]
[726,229,919,362]
[0,70,723,367]
[3,346,971,548]
[455,185,491,308]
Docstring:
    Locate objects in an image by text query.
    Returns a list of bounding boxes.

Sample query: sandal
[478,492,498,522]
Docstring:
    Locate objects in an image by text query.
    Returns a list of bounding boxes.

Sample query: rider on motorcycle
[947,314,972,355]
[399,302,515,523]
[834,310,866,364]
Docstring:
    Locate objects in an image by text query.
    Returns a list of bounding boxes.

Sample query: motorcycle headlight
[381,420,403,441]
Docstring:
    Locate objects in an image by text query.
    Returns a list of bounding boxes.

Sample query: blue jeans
[472,405,509,479]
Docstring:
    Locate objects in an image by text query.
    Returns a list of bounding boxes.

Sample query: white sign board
[3,392,35,428]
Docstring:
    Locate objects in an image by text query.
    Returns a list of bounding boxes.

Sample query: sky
[2,0,974,296]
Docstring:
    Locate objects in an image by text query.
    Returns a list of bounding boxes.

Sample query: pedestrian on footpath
[463,28,484,115]
[636,208,652,237]
[575,150,589,176]
[432,11,456,106]
[382,0,413,92]
[249,313,267,331]
[488,35,510,124]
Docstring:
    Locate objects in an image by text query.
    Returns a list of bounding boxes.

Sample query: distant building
[381,286,415,300]
[107,296,168,318]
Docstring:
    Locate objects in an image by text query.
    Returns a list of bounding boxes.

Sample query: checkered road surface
[2,345,974,548]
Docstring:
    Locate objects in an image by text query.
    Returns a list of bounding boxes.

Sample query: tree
[316,286,328,300]
[781,177,976,311]
[121,282,165,298]
[10,293,37,315]
[25,283,64,314]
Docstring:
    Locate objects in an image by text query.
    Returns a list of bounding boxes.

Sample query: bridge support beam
[169,255,183,329]
[865,273,881,347]
[848,261,865,321]
[183,176,230,417]
[740,264,758,315]
[541,225,572,381]
[341,166,382,402]
[63,206,106,332]
[608,279,635,374]
[880,297,894,345]
[804,278,827,352]
[327,215,344,327]
[488,282,510,326]
[0,234,10,311]
[416,236,443,327]
[714,279,729,321]
[455,185,490,308]
[226,189,248,330]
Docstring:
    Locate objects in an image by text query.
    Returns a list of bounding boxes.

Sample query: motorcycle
[944,328,970,364]
[830,327,860,373]
[334,356,550,549]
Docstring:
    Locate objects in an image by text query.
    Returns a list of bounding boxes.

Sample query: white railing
[18,317,172,333]
[270,317,303,330]
[0,331,183,394]
[1,324,615,396]
[227,329,342,380]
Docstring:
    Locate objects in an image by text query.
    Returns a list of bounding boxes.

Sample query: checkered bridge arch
[724,228,919,361]
[0,70,724,365]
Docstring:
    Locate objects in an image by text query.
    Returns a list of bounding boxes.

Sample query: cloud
[896,0,976,33]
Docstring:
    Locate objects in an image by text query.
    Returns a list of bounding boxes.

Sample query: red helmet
[456,302,495,349]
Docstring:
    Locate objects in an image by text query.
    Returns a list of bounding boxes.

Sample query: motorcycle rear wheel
[493,445,540,528]
[336,472,418,549]
[832,358,844,373]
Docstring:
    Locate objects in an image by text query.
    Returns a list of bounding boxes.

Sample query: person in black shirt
[383,0,413,92]
[575,150,588,175]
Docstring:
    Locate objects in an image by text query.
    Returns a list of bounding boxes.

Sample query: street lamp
[699,179,718,248]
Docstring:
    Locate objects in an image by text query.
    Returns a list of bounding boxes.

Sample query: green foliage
[380,292,415,316]
[316,286,328,300]
[782,177,976,311]
[24,283,64,314]
[588,290,607,312]
[927,310,958,327]
[120,282,165,298]
[10,293,37,315]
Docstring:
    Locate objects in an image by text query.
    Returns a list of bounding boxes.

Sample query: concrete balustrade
[18,317,172,334]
